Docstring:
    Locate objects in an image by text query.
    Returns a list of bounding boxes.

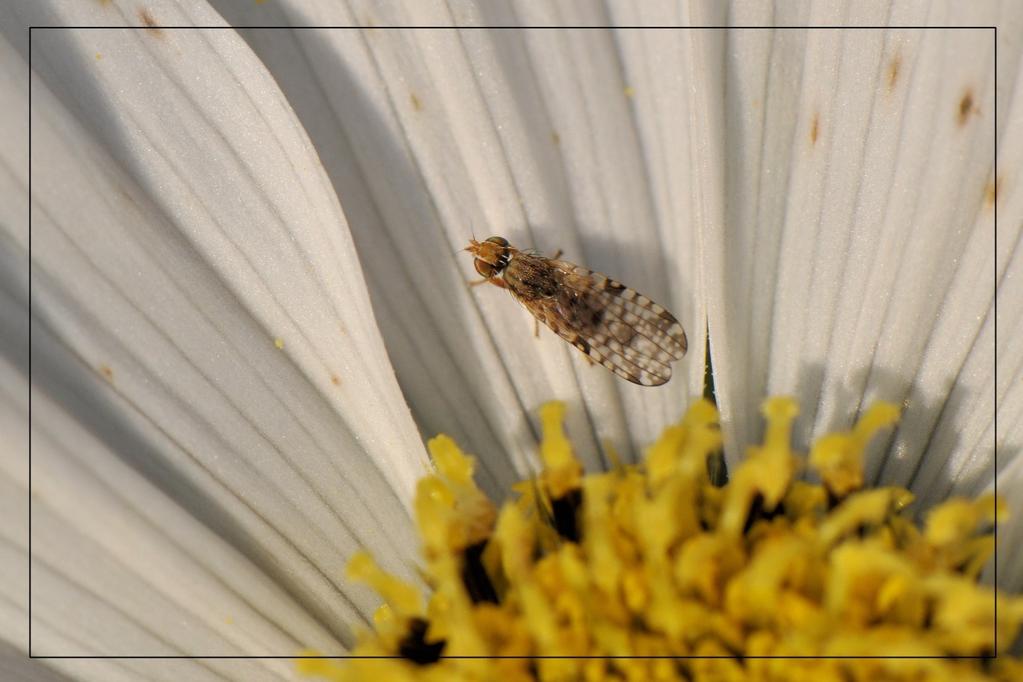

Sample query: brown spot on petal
[984,174,1001,210]
[331,374,342,386]
[810,112,820,146]
[117,185,136,205]
[957,88,976,127]
[551,130,560,146]
[887,53,901,92]
[99,364,114,382]
[410,92,423,112]
[139,8,164,37]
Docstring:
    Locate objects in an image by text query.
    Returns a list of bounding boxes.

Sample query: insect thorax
[503,256,560,299]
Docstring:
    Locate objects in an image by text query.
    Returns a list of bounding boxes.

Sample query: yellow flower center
[299,398,1023,681]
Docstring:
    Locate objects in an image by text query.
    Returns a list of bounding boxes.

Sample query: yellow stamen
[301,398,1022,681]
[538,401,582,498]
[346,552,423,620]
[810,401,900,497]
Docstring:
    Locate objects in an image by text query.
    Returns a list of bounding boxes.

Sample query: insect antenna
[456,221,479,255]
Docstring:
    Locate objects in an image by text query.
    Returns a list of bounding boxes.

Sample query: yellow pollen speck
[623,85,635,98]
[301,397,1023,681]
[94,52,103,60]
[273,337,284,349]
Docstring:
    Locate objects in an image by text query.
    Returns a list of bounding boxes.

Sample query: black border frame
[25,24,998,662]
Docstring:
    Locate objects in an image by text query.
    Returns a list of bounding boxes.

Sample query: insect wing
[517,258,687,386]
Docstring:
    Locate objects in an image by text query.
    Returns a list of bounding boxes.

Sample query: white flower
[0,0,1020,678]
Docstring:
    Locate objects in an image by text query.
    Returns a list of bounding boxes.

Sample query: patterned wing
[511,257,687,386]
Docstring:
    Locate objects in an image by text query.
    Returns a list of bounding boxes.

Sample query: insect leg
[468,277,507,289]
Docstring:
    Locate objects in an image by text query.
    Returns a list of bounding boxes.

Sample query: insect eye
[474,259,496,278]
[485,236,509,247]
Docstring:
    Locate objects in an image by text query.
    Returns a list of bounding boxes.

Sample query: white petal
[992,441,1023,592]
[601,1,726,444]
[980,45,1023,592]
[1,360,340,675]
[710,16,1014,452]
[707,10,1022,584]
[0,644,75,682]
[212,1,707,476]
[1,1,428,659]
